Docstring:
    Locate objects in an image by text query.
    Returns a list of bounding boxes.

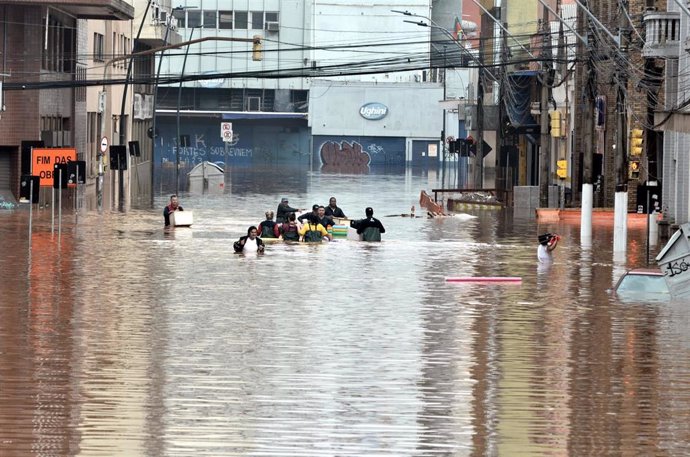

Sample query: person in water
[299,214,332,242]
[258,210,279,238]
[537,232,560,262]
[324,197,346,218]
[163,194,184,227]
[279,212,301,242]
[298,204,320,223]
[234,226,265,254]
[276,198,301,224]
[353,207,386,241]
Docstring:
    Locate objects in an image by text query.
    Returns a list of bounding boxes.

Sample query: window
[219,11,233,29]
[247,96,261,111]
[203,10,216,28]
[235,11,248,29]
[76,65,86,102]
[42,15,74,73]
[266,12,279,23]
[173,9,186,28]
[251,12,263,30]
[40,116,71,147]
[187,10,201,28]
[94,33,104,62]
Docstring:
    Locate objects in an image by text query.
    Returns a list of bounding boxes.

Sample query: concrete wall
[309,81,443,139]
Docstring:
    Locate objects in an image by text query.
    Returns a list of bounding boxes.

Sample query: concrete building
[153,0,469,192]
[648,2,688,224]
[0,1,134,207]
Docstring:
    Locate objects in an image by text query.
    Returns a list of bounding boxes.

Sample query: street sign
[221,122,233,143]
[100,136,109,153]
[31,148,77,187]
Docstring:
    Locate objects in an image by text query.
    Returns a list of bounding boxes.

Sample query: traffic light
[629,159,640,179]
[630,128,643,156]
[252,35,262,61]
[556,159,567,179]
[550,110,561,137]
[466,136,476,156]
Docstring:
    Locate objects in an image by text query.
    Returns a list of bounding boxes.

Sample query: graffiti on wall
[319,141,371,173]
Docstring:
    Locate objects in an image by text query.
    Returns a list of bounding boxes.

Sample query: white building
[153,0,473,190]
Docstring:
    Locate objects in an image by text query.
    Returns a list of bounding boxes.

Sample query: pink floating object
[445,277,522,283]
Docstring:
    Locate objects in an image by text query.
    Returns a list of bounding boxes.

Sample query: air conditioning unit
[265,21,279,32]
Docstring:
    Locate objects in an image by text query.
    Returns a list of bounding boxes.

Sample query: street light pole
[176,26,195,196]
[150,6,194,206]
[149,21,173,207]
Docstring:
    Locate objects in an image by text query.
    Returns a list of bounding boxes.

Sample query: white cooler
[170,211,193,227]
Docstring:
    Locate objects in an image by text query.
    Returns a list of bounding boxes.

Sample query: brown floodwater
[1,168,688,456]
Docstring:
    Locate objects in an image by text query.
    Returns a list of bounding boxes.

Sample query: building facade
[0,1,133,207]
[153,0,462,192]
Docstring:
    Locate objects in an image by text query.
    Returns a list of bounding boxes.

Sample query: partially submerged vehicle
[613,268,670,302]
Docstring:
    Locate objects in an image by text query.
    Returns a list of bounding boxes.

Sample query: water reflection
[1,168,688,456]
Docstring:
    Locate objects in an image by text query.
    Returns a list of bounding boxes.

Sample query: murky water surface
[1,168,689,456]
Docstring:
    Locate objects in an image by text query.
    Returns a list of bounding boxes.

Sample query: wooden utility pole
[613,0,631,255]
[539,6,553,208]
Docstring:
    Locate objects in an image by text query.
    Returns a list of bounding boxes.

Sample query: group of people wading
[239,197,386,253]
[163,194,386,254]
[232,196,385,254]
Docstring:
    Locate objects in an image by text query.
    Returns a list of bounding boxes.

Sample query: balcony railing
[643,10,680,59]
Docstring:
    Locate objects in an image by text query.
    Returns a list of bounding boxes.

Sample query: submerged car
[613,268,671,301]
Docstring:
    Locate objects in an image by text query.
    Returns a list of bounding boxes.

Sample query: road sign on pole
[100,137,109,153]
[221,122,233,143]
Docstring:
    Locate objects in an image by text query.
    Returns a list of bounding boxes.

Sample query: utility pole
[499,18,508,191]
[476,59,485,188]
[580,2,596,245]
[539,7,553,208]
[441,46,447,189]
[176,27,196,197]
[613,0,631,256]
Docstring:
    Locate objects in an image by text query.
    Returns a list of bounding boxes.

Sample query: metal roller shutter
[0,154,10,190]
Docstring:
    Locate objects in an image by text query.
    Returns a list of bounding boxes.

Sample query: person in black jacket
[258,211,279,238]
[233,226,265,254]
[325,196,346,218]
[354,207,385,241]
[276,198,300,223]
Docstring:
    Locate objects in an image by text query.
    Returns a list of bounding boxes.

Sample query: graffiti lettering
[367,144,384,155]
[320,141,370,173]
[194,134,207,149]
[664,258,690,278]
[171,146,253,159]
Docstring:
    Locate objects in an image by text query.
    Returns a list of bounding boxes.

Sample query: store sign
[359,102,388,120]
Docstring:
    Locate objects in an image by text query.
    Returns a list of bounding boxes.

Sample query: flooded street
[1,167,689,456]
